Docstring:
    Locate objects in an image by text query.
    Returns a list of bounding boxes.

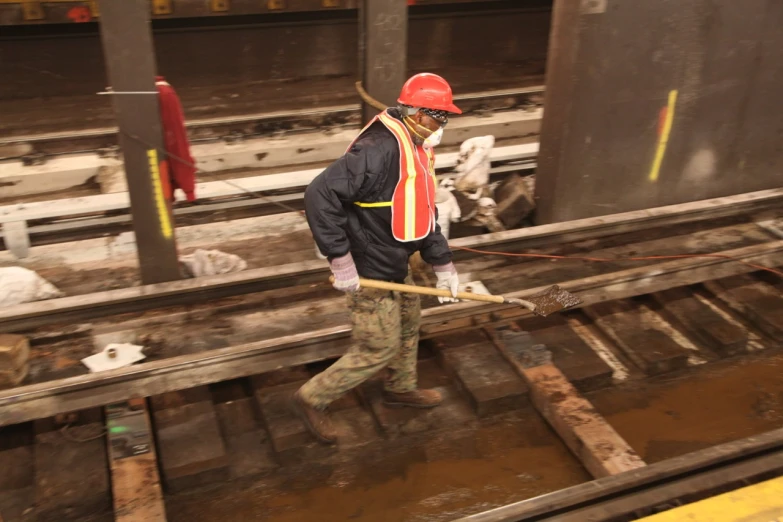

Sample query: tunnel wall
[534,0,783,224]
[0,7,550,100]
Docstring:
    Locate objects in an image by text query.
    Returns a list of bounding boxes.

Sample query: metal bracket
[22,1,44,20]
[210,0,229,11]
[152,0,172,15]
[267,0,285,10]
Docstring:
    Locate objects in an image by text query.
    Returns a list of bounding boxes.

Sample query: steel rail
[1,238,782,426]
[1,160,538,248]
[0,188,781,334]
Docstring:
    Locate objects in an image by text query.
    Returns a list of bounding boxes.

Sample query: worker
[155,76,197,204]
[293,73,462,444]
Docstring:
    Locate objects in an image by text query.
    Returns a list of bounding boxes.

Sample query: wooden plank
[435,332,529,417]
[149,387,230,492]
[651,288,749,357]
[705,275,783,343]
[360,359,476,439]
[252,379,338,465]
[489,328,646,479]
[585,301,695,375]
[2,240,783,428]
[0,334,29,389]
[0,422,34,520]
[33,409,111,521]
[518,316,614,392]
[105,399,166,522]
[210,380,277,479]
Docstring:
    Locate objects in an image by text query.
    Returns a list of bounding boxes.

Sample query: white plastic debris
[434,188,462,239]
[179,248,247,277]
[82,343,146,373]
[0,267,64,307]
[454,135,495,194]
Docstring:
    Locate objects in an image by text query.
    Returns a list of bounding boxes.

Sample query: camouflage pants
[299,274,421,409]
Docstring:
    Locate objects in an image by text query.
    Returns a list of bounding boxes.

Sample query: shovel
[330,276,582,317]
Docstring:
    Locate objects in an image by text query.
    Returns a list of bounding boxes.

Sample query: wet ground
[590,351,783,463]
[166,407,589,522]
[165,350,783,522]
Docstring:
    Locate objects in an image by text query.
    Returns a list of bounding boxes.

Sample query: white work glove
[433,262,460,303]
[329,252,360,293]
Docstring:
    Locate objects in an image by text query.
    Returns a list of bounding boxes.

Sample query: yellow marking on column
[649,89,678,182]
[636,474,783,521]
[147,149,173,239]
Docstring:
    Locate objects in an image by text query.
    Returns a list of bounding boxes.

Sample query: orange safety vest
[349,110,437,243]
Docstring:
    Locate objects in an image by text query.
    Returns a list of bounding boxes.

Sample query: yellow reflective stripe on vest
[378,112,420,240]
[354,201,392,208]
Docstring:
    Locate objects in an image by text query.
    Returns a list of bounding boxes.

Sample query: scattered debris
[494,173,535,229]
[0,266,64,307]
[454,135,495,196]
[95,159,126,194]
[180,248,247,277]
[442,135,536,234]
[82,343,146,372]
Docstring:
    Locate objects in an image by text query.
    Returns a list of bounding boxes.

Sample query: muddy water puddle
[167,351,783,521]
[166,407,589,522]
[588,351,783,463]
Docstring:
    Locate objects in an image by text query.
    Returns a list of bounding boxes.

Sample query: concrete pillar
[358,0,408,123]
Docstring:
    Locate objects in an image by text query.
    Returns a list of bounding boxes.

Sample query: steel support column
[535,0,783,225]
[97,0,181,284]
[358,0,407,124]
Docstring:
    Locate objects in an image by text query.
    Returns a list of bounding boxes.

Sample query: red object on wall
[155,77,197,202]
[67,6,92,22]
[407,0,415,5]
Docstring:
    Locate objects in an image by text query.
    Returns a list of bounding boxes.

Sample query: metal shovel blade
[508,285,582,317]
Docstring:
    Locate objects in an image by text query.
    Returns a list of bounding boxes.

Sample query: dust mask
[423,127,443,150]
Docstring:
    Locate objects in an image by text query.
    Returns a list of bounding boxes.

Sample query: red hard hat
[398,73,462,114]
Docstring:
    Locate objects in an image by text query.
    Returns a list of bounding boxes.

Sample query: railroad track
[0,86,544,160]
[459,427,783,521]
[0,189,781,521]
[0,145,538,251]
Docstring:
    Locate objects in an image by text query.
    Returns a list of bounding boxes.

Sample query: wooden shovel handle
[329,276,505,304]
